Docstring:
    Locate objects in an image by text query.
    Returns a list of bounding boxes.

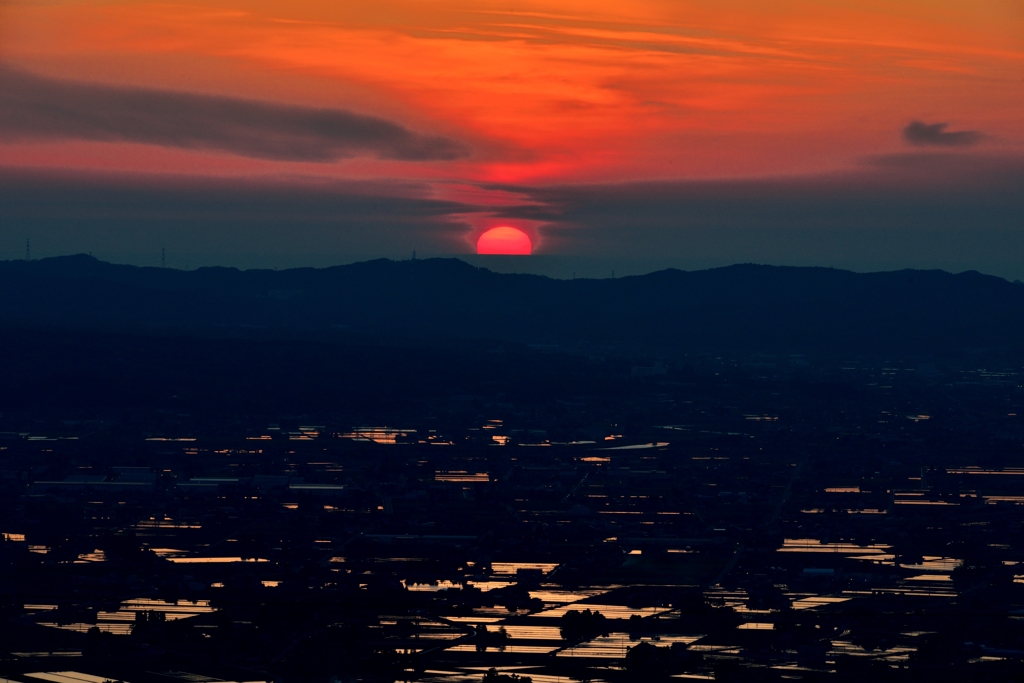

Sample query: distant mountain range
[2,255,1023,355]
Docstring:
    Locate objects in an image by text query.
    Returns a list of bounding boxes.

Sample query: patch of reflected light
[134,520,203,529]
[900,556,962,573]
[166,556,269,563]
[473,607,521,618]
[435,471,489,483]
[533,604,669,619]
[490,562,558,576]
[529,588,608,603]
[844,587,955,598]
[404,580,463,592]
[847,554,897,566]
[599,442,669,451]
[558,632,701,658]
[498,625,562,640]
[340,427,415,444]
[37,598,217,636]
[790,596,851,610]
[467,580,515,591]
[425,670,566,683]
[447,644,558,654]
[778,539,890,554]
[24,604,58,612]
[731,604,774,615]
[894,499,958,506]
[74,550,106,563]
[830,641,918,661]
[38,623,134,635]
[27,671,127,683]
[415,633,465,641]
[121,597,216,617]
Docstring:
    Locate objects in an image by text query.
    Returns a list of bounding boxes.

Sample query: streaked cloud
[0,64,468,162]
[3,1,1020,183]
[903,120,983,147]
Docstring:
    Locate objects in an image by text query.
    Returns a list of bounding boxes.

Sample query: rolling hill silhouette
[2,254,1022,354]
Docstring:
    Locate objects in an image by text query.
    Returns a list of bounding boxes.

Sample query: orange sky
[1,0,1022,255]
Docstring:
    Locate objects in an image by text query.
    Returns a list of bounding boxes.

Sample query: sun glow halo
[476,226,532,255]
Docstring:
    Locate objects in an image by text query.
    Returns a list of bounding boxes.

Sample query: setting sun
[476,226,532,255]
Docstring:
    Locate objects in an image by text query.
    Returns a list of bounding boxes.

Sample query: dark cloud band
[0,170,472,264]
[490,154,1024,278]
[0,64,468,162]
[903,120,982,147]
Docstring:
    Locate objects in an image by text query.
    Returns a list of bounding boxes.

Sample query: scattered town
[2,354,1023,682]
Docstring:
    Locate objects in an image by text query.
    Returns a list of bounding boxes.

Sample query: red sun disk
[476,226,532,255]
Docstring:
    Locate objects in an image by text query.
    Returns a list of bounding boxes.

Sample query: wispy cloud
[903,120,983,147]
[0,64,468,162]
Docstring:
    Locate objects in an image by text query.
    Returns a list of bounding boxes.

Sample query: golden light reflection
[340,427,415,444]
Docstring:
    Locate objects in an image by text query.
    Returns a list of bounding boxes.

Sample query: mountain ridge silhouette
[1,254,1021,354]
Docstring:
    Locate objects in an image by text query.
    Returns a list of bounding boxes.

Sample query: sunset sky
[1,0,1022,275]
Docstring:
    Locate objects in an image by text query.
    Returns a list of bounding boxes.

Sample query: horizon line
[3,252,1016,283]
